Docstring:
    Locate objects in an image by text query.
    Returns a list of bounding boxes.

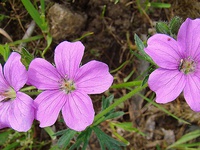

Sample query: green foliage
[20,48,34,69]
[155,16,183,38]
[0,129,36,150]
[0,44,10,62]
[148,2,171,8]
[21,0,52,58]
[156,22,170,34]
[21,0,48,32]
[134,34,155,65]
[69,128,92,150]
[55,129,77,149]
[139,93,190,125]
[167,129,200,149]
[93,126,126,150]
[169,16,183,36]
[110,122,145,136]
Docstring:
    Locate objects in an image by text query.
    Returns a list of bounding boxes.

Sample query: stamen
[179,58,196,74]
[0,88,16,102]
[60,78,76,94]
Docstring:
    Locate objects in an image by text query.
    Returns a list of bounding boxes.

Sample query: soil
[1,0,200,149]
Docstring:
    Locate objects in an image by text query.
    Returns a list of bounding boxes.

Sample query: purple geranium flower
[0,52,35,131]
[145,18,200,111]
[28,41,113,131]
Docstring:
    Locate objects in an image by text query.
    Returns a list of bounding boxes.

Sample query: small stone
[48,3,87,40]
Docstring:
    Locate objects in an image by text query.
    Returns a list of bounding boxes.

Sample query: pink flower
[145,18,200,111]
[0,52,35,132]
[28,41,113,131]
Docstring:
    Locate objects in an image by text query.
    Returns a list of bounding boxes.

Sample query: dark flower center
[178,58,196,74]
[60,78,76,94]
[0,87,16,102]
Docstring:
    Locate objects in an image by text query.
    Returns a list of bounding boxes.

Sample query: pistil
[179,58,196,74]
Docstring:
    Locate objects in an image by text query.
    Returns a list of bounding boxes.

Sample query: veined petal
[35,90,66,127]
[177,18,200,60]
[145,34,182,69]
[183,74,200,111]
[4,52,27,91]
[28,58,61,90]
[8,92,34,132]
[62,91,94,131]
[0,64,9,92]
[54,41,84,79]
[0,101,10,129]
[75,60,113,94]
[149,68,186,103]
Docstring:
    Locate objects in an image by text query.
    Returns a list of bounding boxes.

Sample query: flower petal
[8,92,35,132]
[0,101,11,129]
[145,34,182,69]
[34,90,66,127]
[28,58,61,90]
[54,41,84,79]
[148,68,186,103]
[0,64,9,102]
[75,60,113,94]
[4,52,27,91]
[183,74,200,111]
[62,91,94,131]
[177,18,200,60]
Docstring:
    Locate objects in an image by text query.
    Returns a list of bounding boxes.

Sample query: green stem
[93,83,147,123]
[23,91,42,96]
[20,86,37,92]
[111,80,142,89]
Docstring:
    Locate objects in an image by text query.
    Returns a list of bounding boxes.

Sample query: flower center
[178,58,196,74]
[60,78,76,94]
[0,87,16,102]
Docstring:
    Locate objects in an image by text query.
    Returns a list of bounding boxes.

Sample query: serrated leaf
[69,127,92,150]
[20,48,34,69]
[93,126,126,150]
[57,129,77,149]
[102,94,114,111]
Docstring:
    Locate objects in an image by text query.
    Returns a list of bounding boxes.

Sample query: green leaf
[2,142,19,150]
[44,127,56,140]
[0,130,12,145]
[20,48,34,69]
[57,129,77,149]
[111,80,142,89]
[169,16,182,36]
[93,126,126,150]
[0,44,10,61]
[134,34,155,65]
[155,22,170,34]
[69,128,92,150]
[105,111,125,120]
[21,0,45,31]
[150,2,171,8]
[111,122,145,136]
[167,129,200,149]
[102,95,114,111]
